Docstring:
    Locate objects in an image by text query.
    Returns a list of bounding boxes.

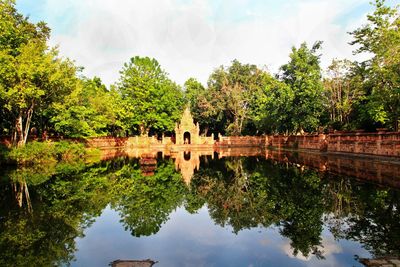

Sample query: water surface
[1,149,399,266]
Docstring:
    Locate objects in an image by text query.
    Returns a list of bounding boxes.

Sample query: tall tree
[204,60,270,135]
[116,56,184,136]
[278,42,324,133]
[350,0,400,131]
[0,1,77,146]
[322,59,364,130]
[51,77,125,138]
[251,76,294,134]
[183,78,216,135]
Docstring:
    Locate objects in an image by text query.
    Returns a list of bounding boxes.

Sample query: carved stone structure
[174,107,214,145]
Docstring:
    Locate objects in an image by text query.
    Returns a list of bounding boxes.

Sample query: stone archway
[174,107,200,145]
[184,132,191,144]
[184,151,191,161]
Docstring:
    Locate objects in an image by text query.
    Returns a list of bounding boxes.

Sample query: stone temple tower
[175,107,200,145]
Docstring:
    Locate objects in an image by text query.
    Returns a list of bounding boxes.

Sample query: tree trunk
[139,124,149,136]
[204,126,209,136]
[16,115,24,147]
[23,104,34,145]
[11,125,17,147]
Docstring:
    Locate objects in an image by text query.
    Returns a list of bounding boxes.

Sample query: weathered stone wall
[198,136,215,145]
[3,131,400,158]
[126,136,161,147]
[327,132,400,157]
[216,135,265,147]
[265,131,400,158]
[85,137,128,148]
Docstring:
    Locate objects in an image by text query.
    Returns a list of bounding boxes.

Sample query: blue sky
[15,0,387,86]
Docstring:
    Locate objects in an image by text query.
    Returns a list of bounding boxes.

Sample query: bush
[6,141,100,165]
[8,141,57,164]
[54,141,86,161]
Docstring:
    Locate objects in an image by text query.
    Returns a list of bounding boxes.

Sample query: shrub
[8,141,57,165]
[54,141,86,161]
[6,141,100,165]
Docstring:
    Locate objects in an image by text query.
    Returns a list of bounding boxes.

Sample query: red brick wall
[216,136,265,147]
[266,131,400,158]
[327,132,400,157]
[85,137,128,148]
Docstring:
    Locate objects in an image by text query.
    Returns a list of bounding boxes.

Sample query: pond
[1,149,399,267]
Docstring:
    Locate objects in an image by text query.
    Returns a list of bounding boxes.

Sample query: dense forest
[0,0,399,147]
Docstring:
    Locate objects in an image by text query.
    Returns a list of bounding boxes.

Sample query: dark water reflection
[0,150,399,266]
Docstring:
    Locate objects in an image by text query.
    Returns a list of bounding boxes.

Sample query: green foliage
[183,78,213,134]
[0,0,399,139]
[0,0,78,146]
[5,141,97,165]
[322,59,365,130]
[116,56,185,135]
[251,76,293,133]
[278,42,324,133]
[7,141,57,164]
[51,77,124,138]
[189,60,272,135]
[350,0,400,130]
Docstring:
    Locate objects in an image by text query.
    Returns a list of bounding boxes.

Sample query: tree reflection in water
[0,153,399,266]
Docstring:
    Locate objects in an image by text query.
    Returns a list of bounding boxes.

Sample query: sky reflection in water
[74,205,369,267]
[1,150,399,267]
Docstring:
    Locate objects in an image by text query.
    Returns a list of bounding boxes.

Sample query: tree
[199,60,270,135]
[0,1,78,146]
[322,59,364,130]
[350,0,400,130]
[184,78,214,135]
[51,77,125,138]
[250,75,292,134]
[116,56,185,136]
[278,42,324,133]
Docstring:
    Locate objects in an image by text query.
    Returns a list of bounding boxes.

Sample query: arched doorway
[184,132,191,144]
[184,151,191,161]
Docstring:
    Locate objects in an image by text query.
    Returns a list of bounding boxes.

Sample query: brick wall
[216,136,265,147]
[85,137,128,149]
[266,131,400,158]
[327,132,400,157]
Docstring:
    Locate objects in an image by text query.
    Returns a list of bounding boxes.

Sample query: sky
[15,0,390,87]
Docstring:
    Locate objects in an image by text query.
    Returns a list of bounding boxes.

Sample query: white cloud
[40,0,371,87]
[281,235,342,262]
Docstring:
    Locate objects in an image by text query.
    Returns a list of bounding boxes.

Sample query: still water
[1,149,399,267]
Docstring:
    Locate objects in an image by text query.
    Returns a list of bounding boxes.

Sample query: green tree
[278,42,324,133]
[0,1,78,146]
[250,75,292,133]
[184,78,217,135]
[116,56,185,136]
[51,77,124,138]
[322,59,364,130]
[202,60,271,135]
[350,0,400,130]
